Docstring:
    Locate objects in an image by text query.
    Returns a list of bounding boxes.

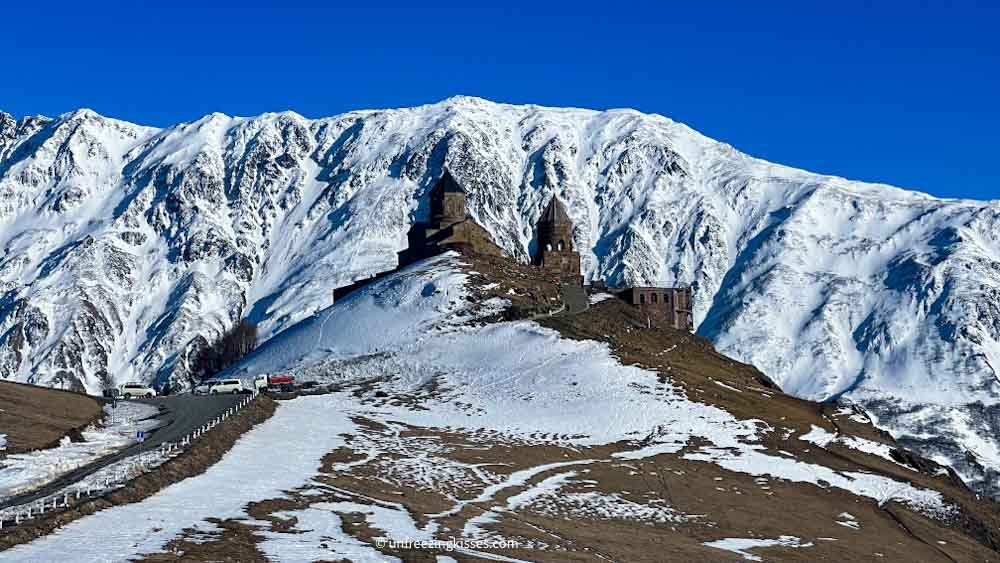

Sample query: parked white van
[120,382,156,399]
[210,379,244,395]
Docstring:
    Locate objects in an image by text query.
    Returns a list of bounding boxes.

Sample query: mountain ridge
[5,96,985,205]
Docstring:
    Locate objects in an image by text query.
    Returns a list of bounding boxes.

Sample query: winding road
[0,394,243,511]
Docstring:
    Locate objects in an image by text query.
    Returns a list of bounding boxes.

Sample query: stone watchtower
[533,196,582,284]
[429,169,467,228]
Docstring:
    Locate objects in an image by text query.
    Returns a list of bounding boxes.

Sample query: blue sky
[1,1,996,200]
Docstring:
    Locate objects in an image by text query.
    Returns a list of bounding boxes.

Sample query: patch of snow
[839,437,899,464]
[588,292,614,304]
[703,535,814,561]
[519,472,695,524]
[611,442,686,460]
[836,512,860,529]
[259,508,397,562]
[834,404,871,424]
[320,500,431,542]
[685,446,952,517]
[799,425,908,469]
[799,425,838,448]
[714,380,742,393]
[463,510,501,540]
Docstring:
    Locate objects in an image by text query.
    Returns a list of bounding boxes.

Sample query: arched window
[545,243,552,252]
[651,293,658,303]
[557,240,565,251]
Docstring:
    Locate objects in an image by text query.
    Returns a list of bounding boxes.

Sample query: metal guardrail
[0,391,260,532]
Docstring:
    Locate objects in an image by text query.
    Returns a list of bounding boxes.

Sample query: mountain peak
[60,108,102,122]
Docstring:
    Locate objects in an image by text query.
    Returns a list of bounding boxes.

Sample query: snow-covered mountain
[1,96,998,495]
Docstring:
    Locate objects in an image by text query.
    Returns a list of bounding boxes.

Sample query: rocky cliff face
[1,97,998,495]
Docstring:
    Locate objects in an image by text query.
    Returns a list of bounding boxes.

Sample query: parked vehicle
[193,381,215,395]
[102,388,121,399]
[210,379,245,395]
[254,373,295,393]
[120,382,156,399]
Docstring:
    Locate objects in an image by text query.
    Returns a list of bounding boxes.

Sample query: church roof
[540,196,571,224]
[431,169,466,194]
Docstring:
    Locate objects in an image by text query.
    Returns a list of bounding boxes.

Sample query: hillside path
[560,282,589,315]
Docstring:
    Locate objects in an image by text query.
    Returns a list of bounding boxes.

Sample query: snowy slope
[6,254,962,562]
[1,98,999,495]
[220,253,962,515]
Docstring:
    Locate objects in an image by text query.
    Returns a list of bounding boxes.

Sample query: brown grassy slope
[0,381,104,454]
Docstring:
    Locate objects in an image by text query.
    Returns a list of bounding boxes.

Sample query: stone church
[397,170,504,265]
[393,170,693,331]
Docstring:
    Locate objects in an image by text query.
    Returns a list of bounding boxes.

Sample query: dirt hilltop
[0,381,103,454]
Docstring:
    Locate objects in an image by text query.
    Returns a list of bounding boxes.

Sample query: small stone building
[618,286,694,331]
[397,170,504,266]
[532,197,583,285]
